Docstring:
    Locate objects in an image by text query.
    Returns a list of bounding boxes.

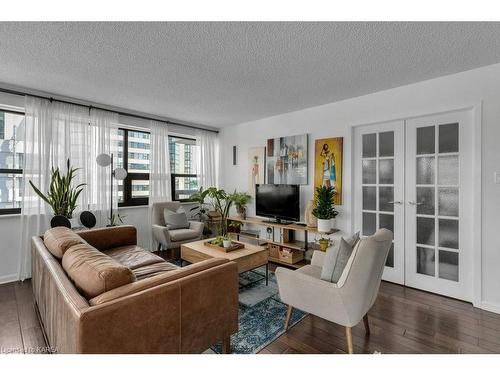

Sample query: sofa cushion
[76,225,137,251]
[62,243,136,299]
[104,245,165,269]
[43,227,85,259]
[133,262,179,280]
[170,228,199,242]
[320,231,359,283]
[164,208,189,230]
[88,258,228,306]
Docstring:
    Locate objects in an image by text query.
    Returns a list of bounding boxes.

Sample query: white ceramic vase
[317,218,331,233]
[223,240,232,248]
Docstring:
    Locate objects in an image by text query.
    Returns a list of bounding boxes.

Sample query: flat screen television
[255,184,300,223]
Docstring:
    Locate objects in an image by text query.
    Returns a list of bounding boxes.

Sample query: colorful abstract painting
[314,137,343,204]
[266,134,308,185]
[248,147,266,195]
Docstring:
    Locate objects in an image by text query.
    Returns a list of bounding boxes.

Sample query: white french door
[405,111,473,301]
[354,121,405,285]
[354,110,474,301]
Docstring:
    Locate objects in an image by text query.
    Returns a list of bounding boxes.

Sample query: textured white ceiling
[1,22,500,127]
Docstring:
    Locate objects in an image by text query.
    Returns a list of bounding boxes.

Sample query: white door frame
[349,102,482,307]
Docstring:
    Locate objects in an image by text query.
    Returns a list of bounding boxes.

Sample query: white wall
[220,62,500,313]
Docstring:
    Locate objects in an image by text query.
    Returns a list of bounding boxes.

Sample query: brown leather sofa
[31,225,239,354]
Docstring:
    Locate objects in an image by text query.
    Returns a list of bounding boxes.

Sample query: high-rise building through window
[0,110,25,214]
[169,136,200,201]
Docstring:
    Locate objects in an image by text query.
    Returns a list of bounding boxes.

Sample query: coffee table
[181,238,269,285]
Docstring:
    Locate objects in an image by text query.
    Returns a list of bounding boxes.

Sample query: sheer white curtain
[18,97,89,279]
[149,120,171,203]
[88,109,119,226]
[195,129,219,188]
[148,120,171,249]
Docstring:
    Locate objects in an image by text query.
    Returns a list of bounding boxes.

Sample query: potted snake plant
[29,159,85,227]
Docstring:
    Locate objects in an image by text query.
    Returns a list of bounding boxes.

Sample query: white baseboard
[0,273,19,285]
[480,301,500,315]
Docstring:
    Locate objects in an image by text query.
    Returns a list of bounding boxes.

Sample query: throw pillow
[164,208,189,230]
[320,231,360,283]
[330,238,356,283]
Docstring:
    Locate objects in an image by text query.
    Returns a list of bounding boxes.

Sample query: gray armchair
[152,202,204,255]
[276,229,393,354]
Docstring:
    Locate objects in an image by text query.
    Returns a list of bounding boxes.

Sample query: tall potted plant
[29,159,85,222]
[228,191,251,219]
[206,187,233,236]
[312,185,338,232]
[189,187,211,236]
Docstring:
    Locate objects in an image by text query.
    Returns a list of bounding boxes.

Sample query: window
[0,109,24,215]
[116,130,200,206]
[117,128,150,206]
[169,136,200,201]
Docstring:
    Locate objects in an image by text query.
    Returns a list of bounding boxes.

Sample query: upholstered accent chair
[275,228,393,354]
[152,202,204,255]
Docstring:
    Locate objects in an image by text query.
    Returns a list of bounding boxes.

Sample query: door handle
[388,201,403,205]
[408,201,423,206]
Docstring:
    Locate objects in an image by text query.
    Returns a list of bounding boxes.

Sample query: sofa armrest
[189,221,204,236]
[77,225,137,251]
[311,250,326,268]
[78,261,239,353]
[152,224,171,247]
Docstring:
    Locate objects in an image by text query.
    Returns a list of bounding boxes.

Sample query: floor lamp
[96,153,127,225]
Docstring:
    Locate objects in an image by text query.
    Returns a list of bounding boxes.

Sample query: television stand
[262,219,294,225]
[227,216,340,267]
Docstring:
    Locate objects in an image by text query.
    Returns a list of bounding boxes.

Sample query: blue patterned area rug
[212,266,307,354]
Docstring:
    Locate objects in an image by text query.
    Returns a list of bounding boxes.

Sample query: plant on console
[312,185,338,232]
[227,191,251,219]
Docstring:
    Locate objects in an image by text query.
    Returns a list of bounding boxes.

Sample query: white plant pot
[317,219,331,233]
[223,240,232,248]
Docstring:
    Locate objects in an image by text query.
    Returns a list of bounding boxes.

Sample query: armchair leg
[157,243,162,252]
[284,305,293,331]
[222,337,231,354]
[363,314,370,335]
[345,326,354,354]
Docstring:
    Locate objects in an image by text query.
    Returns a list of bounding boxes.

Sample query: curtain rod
[0,86,219,134]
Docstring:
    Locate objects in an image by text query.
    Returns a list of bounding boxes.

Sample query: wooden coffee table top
[181,238,268,273]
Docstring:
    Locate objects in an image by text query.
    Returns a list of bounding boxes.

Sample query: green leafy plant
[29,159,85,218]
[228,220,243,233]
[312,185,338,220]
[189,187,210,222]
[209,235,229,247]
[206,187,233,236]
[228,191,251,216]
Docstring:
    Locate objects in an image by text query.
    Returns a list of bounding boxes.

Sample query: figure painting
[314,137,343,204]
[248,147,265,195]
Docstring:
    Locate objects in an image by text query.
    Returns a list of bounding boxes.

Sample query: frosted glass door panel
[405,110,473,302]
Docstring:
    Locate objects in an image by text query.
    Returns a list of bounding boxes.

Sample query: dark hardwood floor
[1,278,499,354]
[0,280,47,354]
[261,281,500,354]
